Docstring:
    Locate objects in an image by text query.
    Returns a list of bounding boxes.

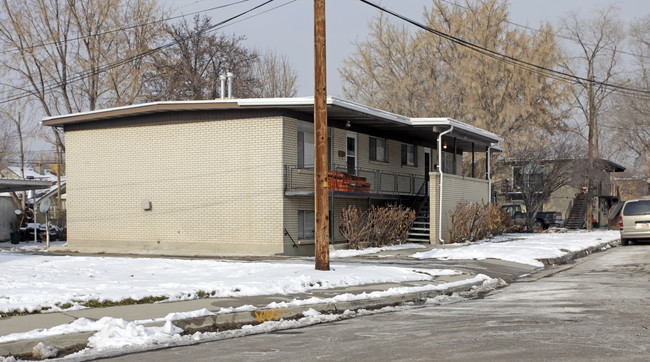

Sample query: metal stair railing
[284,228,298,248]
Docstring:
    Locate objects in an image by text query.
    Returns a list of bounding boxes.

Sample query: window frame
[298,210,315,239]
[401,143,418,167]
[369,137,388,163]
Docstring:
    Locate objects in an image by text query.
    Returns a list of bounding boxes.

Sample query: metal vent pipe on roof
[226,72,234,99]
[219,74,226,100]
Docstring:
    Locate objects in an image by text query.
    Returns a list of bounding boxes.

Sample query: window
[298,210,315,239]
[441,151,455,174]
[298,122,314,169]
[369,137,388,162]
[298,122,331,169]
[513,163,544,191]
[401,144,417,167]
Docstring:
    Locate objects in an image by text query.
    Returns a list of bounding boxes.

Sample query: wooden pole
[314,0,329,270]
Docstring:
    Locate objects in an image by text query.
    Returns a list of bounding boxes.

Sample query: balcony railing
[284,165,426,196]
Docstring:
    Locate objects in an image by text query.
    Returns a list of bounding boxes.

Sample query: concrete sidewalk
[0,237,619,360]
[0,268,488,359]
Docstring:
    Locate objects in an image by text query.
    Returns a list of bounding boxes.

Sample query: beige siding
[429,172,489,243]
[65,115,285,256]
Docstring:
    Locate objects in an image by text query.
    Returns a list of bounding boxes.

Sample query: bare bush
[339,205,371,250]
[448,201,509,243]
[340,203,416,249]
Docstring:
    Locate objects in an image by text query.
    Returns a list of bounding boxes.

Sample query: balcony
[284,165,426,199]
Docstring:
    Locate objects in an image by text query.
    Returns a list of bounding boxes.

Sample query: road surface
[103,245,650,361]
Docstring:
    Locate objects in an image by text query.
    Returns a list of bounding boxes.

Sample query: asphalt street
[102,244,650,362]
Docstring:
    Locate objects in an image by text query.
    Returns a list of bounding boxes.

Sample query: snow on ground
[0,246,455,316]
[330,243,426,258]
[412,230,620,267]
[2,276,500,361]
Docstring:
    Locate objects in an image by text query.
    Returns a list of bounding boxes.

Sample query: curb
[0,278,486,360]
[537,238,619,266]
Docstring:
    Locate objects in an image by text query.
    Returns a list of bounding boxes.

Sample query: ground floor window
[298,210,315,239]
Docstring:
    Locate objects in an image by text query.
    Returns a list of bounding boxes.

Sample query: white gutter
[438,126,453,244]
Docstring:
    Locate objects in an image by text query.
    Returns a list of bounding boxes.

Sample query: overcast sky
[168,0,650,97]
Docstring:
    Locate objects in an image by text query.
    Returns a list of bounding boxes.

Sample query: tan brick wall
[65,114,286,255]
[429,172,489,243]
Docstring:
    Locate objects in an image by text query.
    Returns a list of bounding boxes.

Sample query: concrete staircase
[565,193,588,229]
[407,198,430,243]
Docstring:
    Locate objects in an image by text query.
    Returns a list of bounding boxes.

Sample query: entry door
[346,133,357,175]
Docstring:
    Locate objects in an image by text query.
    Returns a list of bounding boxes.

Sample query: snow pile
[412,230,619,267]
[330,243,426,258]
[0,254,449,316]
[88,318,182,349]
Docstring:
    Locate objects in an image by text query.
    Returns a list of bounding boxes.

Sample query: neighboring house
[495,158,625,228]
[1,166,57,181]
[0,165,67,229]
[0,179,53,241]
[42,97,502,256]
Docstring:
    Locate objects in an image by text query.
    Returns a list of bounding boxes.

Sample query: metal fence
[284,165,426,196]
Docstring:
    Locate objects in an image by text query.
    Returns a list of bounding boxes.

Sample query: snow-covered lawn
[412,230,620,267]
[0,247,456,316]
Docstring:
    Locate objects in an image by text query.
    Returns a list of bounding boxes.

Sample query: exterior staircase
[565,193,588,229]
[407,198,430,243]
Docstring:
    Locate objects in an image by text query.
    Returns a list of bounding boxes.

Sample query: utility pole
[314,0,329,271]
[586,74,597,231]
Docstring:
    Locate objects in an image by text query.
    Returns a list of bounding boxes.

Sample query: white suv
[619,198,650,245]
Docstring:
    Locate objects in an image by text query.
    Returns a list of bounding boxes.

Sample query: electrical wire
[359,0,650,98]
[0,0,285,105]
[438,0,649,60]
[0,0,251,55]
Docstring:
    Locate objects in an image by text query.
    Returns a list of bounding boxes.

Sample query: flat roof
[42,96,502,149]
[0,179,53,193]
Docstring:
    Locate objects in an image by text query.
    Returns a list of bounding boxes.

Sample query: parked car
[619,198,650,245]
[19,223,61,242]
[500,204,563,230]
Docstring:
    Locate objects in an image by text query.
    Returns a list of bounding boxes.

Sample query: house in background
[42,97,501,256]
[495,158,625,228]
[0,165,67,240]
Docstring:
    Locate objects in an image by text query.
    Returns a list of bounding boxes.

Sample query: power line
[0,0,251,55]
[438,0,649,60]
[0,0,286,105]
[359,0,650,98]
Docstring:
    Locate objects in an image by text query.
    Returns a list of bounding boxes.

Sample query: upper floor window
[369,137,388,163]
[441,151,455,174]
[513,163,544,192]
[401,144,417,167]
[298,122,314,169]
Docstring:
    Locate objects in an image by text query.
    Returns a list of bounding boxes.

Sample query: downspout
[438,126,453,244]
[487,145,493,204]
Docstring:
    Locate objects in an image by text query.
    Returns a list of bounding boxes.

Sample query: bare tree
[0,0,165,226]
[605,14,650,178]
[146,15,260,101]
[561,7,625,230]
[340,0,571,147]
[506,134,586,230]
[254,50,298,98]
[340,13,436,117]
[0,0,166,113]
